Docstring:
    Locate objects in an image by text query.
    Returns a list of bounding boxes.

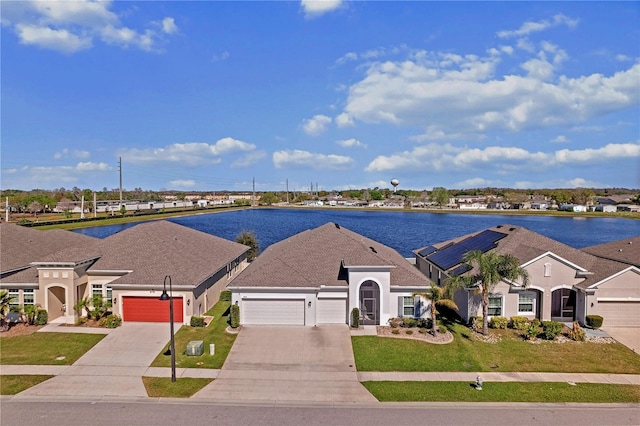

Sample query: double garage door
[597,301,640,327]
[122,296,184,322]
[241,298,347,325]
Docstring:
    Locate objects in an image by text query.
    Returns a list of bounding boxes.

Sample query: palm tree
[448,250,529,336]
[0,290,12,331]
[413,283,459,336]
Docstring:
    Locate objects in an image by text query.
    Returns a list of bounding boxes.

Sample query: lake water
[73,208,640,258]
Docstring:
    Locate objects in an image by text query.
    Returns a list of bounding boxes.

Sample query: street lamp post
[159,275,176,382]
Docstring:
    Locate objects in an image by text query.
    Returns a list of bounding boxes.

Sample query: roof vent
[370,246,377,253]
[335,223,340,229]
[509,227,516,231]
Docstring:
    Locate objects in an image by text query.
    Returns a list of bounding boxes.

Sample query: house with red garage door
[0,221,249,324]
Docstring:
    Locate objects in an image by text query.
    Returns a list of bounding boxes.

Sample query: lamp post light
[159,275,176,382]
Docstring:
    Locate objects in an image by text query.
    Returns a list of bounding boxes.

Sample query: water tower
[391,178,399,193]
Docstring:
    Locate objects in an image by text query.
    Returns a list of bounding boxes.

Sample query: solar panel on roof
[429,230,507,270]
[418,246,436,257]
[451,264,472,276]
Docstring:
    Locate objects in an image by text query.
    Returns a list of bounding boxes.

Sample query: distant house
[617,204,640,212]
[414,225,640,327]
[593,204,617,213]
[229,223,432,326]
[559,204,587,212]
[0,221,249,324]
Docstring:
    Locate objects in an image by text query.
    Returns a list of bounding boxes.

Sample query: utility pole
[118,157,123,209]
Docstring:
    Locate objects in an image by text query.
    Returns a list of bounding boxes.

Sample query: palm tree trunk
[482,292,489,336]
[431,302,437,336]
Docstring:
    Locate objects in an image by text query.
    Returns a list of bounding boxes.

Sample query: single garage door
[597,301,640,327]
[317,298,347,324]
[122,296,184,322]
[242,299,304,325]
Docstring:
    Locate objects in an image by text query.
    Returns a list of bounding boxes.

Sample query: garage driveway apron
[192,325,377,403]
[16,323,174,398]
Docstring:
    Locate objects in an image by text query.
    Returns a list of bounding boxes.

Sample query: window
[488,295,502,316]
[92,285,103,298]
[106,286,112,302]
[23,289,34,306]
[8,290,19,308]
[518,292,535,314]
[402,296,415,317]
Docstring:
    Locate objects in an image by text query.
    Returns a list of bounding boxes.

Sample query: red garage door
[122,296,183,322]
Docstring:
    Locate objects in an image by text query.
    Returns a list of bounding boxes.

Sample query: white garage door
[597,301,640,327]
[317,298,347,324]
[242,299,305,325]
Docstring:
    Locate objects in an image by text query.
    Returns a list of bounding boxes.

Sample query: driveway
[192,325,377,404]
[602,327,640,353]
[16,323,173,398]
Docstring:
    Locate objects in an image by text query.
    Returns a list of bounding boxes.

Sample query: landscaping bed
[376,326,453,344]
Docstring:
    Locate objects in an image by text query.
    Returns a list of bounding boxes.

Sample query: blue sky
[1,1,639,193]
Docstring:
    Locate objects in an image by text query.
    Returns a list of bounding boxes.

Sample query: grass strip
[0,375,54,395]
[150,300,236,369]
[142,377,213,398]
[363,381,640,403]
[0,333,105,365]
[352,323,640,374]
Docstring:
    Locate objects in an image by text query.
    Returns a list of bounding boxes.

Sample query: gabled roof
[415,224,630,289]
[0,223,98,275]
[582,236,640,268]
[229,222,431,288]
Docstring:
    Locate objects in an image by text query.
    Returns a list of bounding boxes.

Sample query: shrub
[489,316,508,329]
[388,317,401,328]
[405,329,413,335]
[219,290,232,302]
[532,318,541,328]
[438,325,448,334]
[75,317,87,326]
[230,304,240,328]
[391,329,400,335]
[469,316,483,332]
[586,315,604,329]
[542,320,563,340]
[418,327,427,334]
[98,314,122,328]
[35,309,48,325]
[510,316,529,330]
[351,307,360,328]
[190,316,206,327]
[570,321,586,342]
[523,322,540,340]
[402,318,419,328]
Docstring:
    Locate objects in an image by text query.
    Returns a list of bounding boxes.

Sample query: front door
[551,288,575,321]
[359,281,380,325]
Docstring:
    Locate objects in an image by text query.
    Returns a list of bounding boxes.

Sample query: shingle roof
[415,224,631,290]
[582,236,640,267]
[0,223,98,274]
[229,222,431,288]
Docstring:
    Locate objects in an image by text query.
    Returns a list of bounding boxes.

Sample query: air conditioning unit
[186,340,204,356]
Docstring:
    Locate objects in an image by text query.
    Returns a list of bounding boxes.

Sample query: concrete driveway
[17,323,173,398]
[192,325,377,404]
[603,327,640,353]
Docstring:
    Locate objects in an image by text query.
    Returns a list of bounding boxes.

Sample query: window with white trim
[106,286,112,302]
[8,290,19,309]
[92,284,103,298]
[488,295,502,316]
[402,296,415,317]
[23,289,34,306]
[518,292,535,314]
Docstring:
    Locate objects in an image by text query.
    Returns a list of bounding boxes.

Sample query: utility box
[186,340,204,356]
[209,343,215,355]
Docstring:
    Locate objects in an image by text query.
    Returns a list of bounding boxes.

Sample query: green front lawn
[142,377,213,398]
[363,381,640,403]
[150,300,236,369]
[0,332,105,365]
[353,323,640,373]
[0,375,54,395]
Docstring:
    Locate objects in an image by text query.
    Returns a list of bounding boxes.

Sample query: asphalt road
[2,399,639,426]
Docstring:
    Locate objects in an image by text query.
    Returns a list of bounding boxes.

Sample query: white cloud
[75,161,110,171]
[365,142,640,173]
[118,138,257,165]
[302,114,332,136]
[337,138,367,148]
[168,179,196,189]
[54,148,91,159]
[300,0,343,18]
[551,135,569,143]
[497,14,579,39]
[273,149,354,170]
[335,112,354,127]
[0,162,113,188]
[3,1,178,53]
[212,51,230,62]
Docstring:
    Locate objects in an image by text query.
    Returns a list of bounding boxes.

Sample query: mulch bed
[376,326,454,344]
[0,323,44,337]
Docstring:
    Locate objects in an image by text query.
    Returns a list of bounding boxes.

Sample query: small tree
[414,283,459,336]
[230,304,240,328]
[0,290,12,331]
[236,230,260,261]
[431,187,449,208]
